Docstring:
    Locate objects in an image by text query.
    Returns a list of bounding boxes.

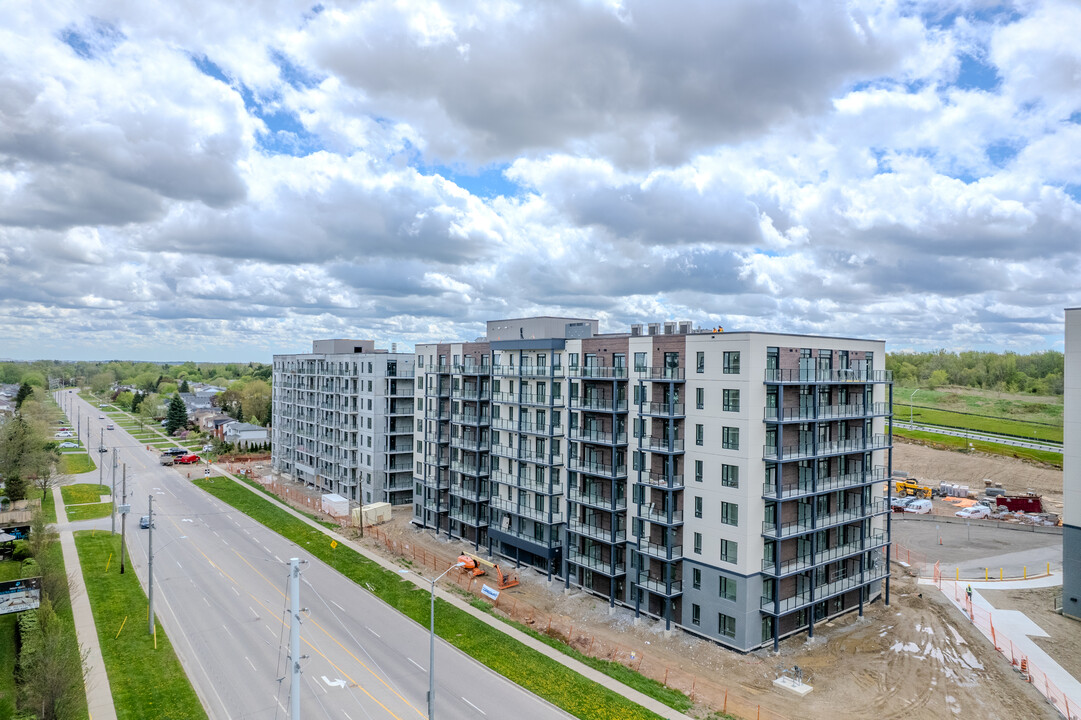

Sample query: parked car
[106,424,114,430]
[54,432,74,438]
[175,454,200,464]
[98,414,105,419]
[890,496,914,511]
[139,515,153,529]
[955,505,991,519]
[164,447,187,456]
[58,442,79,448]
[903,499,934,514]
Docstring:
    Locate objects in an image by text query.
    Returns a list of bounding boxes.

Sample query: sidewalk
[52,485,118,720]
[211,466,698,720]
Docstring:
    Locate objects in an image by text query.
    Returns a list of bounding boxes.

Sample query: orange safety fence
[892,542,928,576]
[934,574,1080,719]
[362,524,790,720]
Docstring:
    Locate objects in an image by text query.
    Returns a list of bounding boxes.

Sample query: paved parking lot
[891,514,1061,578]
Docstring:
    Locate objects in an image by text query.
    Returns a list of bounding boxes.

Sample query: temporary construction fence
[364,524,791,720]
[932,562,1080,719]
[892,542,928,576]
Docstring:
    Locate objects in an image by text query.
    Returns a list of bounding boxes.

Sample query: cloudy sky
[1,0,1078,361]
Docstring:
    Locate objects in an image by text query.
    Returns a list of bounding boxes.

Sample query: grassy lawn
[894,428,1063,468]
[896,386,1062,425]
[62,484,111,505]
[896,404,1063,443]
[0,563,21,719]
[60,453,96,475]
[193,478,667,720]
[73,531,208,720]
[66,503,113,523]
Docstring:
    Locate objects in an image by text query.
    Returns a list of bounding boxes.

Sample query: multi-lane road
[892,420,1062,454]
[57,390,571,720]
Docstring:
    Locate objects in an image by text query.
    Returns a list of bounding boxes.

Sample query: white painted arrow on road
[321,676,347,689]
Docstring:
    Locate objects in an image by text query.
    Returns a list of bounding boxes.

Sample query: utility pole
[98,429,104,488]
[148,494,155,634]
[288,558,302,720]
[111,449,118,535]
[120,464,128,574]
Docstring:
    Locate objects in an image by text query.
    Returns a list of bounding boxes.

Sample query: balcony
[453,364,491,375]
[569,395,628,413]
[763,434,892,461]
[760,564,890,615]
[635,367,685,381]
[764,402,892,422]
[759,531,890,576]
[567,520,626,544]
[638,401,686,417]
[449,506,489,526]
[452,412,491,427]
[422,499,449,514]
[490,470,563,495]
[424,454,450,468]
[424,431,448,444]
[762,499,890,539]
[638,505,684,526]
[634,471,684,490]
[637,541,683,561]
[489,497,564,524]
[762,466,888,500]
[450,435,490,453]
[567,457,627,479]
[567,486,627,510]
[450,459,490,477]
[764,368,893,384]
[570,427,628,446]
[452,387,491,402]
[386,402,414,416]
[567,549,626,576]
[637,572,683,597]
[492,365,565,378]
[568,365,628,379]
[640,436,684,453]
[491,391,555,407]
[387,458,414,471]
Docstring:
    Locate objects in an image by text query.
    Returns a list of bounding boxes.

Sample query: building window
[695,424,704,446]
[692,604,701,626]
[693,532,702,554]
[694,496,703,518]
[722,389,740,412]
[722,427,739,450]
[696,351,705,373]
[568,353,579,369]
[721,502,738,526]
[634,352,647,372]
[696,387,704,409]
[723,351,740,374]
[718,613,736,639]
[719,576,736,601]
[692,568,701,589]
[721,464,739,488]
[694,459,703,483]
[720,539,738,564]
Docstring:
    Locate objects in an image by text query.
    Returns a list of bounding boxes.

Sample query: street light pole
[909,388,918,425]
[427,561,464,720]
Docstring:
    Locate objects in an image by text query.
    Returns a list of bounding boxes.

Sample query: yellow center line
[230,548,426,719]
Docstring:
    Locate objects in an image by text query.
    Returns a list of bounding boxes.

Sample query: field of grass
[894,428,1063,468]
[193,477,668,720]
[66,503,113,522]
[897,404,1063,443]
[73,531,208,720]
[896,386,1062,426]
[59,453,96,475]
[61,484,111,505]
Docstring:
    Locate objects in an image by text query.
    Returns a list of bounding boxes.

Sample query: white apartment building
[273,339,415,505]
[1063,308,1081,620]
[411,318,894,651]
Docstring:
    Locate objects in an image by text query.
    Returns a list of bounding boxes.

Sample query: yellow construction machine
[894,480,932,499]
[457,553,520,590]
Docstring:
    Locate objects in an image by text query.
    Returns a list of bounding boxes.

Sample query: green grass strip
[66,503,113,523]
[193,478,667,720]
[60,454,97,475]
[0,562,21,718]
[896,405,1063,443]
[73,531,208,720]
[62,484,111,505]
[895,429,1062,468]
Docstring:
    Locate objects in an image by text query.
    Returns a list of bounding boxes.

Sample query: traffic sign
[118,504,130,514]
[204,468,210,476]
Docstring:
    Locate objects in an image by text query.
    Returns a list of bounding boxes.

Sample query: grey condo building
[272,339,415,505]
[1064,308,1081,620]
[411,317,894,651]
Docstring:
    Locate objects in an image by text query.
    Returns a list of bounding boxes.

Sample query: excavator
[457,553,520,590]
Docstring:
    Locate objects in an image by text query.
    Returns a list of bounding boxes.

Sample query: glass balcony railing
[764,368,893,384]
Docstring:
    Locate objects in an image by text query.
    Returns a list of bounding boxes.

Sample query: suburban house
[179,392,214,416]
[223,421,269,449]
[199,413,234,438]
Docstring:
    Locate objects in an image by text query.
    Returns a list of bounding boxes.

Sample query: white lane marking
[331,600,345,612]
[343,712,352,720]
[266,624,275,637]
[274,556,282,564]
[203,597,210,606]
[221,539,229,546]
[176,561,183,569]
[462,697,486,715]
[231,587,240,597]
[321,676,347,688]
[245,656,256,671]
[222,625,233,638]
[366,627,380,638]
[408,658,425,672]
[249,606,259,619]
[213,531,220,537]
[263,546,271,553]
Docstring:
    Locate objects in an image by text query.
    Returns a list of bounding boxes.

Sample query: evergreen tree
[178,379,190,393]
[15,382,33,409]
[165,394,188,436]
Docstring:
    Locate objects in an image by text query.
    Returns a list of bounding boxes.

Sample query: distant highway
[893,421,1062,454]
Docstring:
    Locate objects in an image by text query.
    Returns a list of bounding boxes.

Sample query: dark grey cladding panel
[489,339,567,351]
[1064,525,1081,620]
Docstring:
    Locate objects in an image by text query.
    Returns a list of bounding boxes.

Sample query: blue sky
[1,0,1079,361]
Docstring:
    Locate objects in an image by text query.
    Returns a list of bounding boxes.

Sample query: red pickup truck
[175,454,201,465]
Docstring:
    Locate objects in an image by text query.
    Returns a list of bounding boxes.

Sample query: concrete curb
[207,467,697,720]
[51,485,118,720]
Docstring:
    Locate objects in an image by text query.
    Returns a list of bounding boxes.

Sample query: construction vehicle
[457,553,520,590]
[894,480,932,499]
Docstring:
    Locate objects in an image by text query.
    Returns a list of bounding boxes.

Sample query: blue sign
[481,584,500,601]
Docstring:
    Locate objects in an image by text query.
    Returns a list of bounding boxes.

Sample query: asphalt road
[893,420,1062,454]
[57,390,571,720]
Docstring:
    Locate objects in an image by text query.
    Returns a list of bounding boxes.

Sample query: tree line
[886,350,1064,395]
[0,385,61,502]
